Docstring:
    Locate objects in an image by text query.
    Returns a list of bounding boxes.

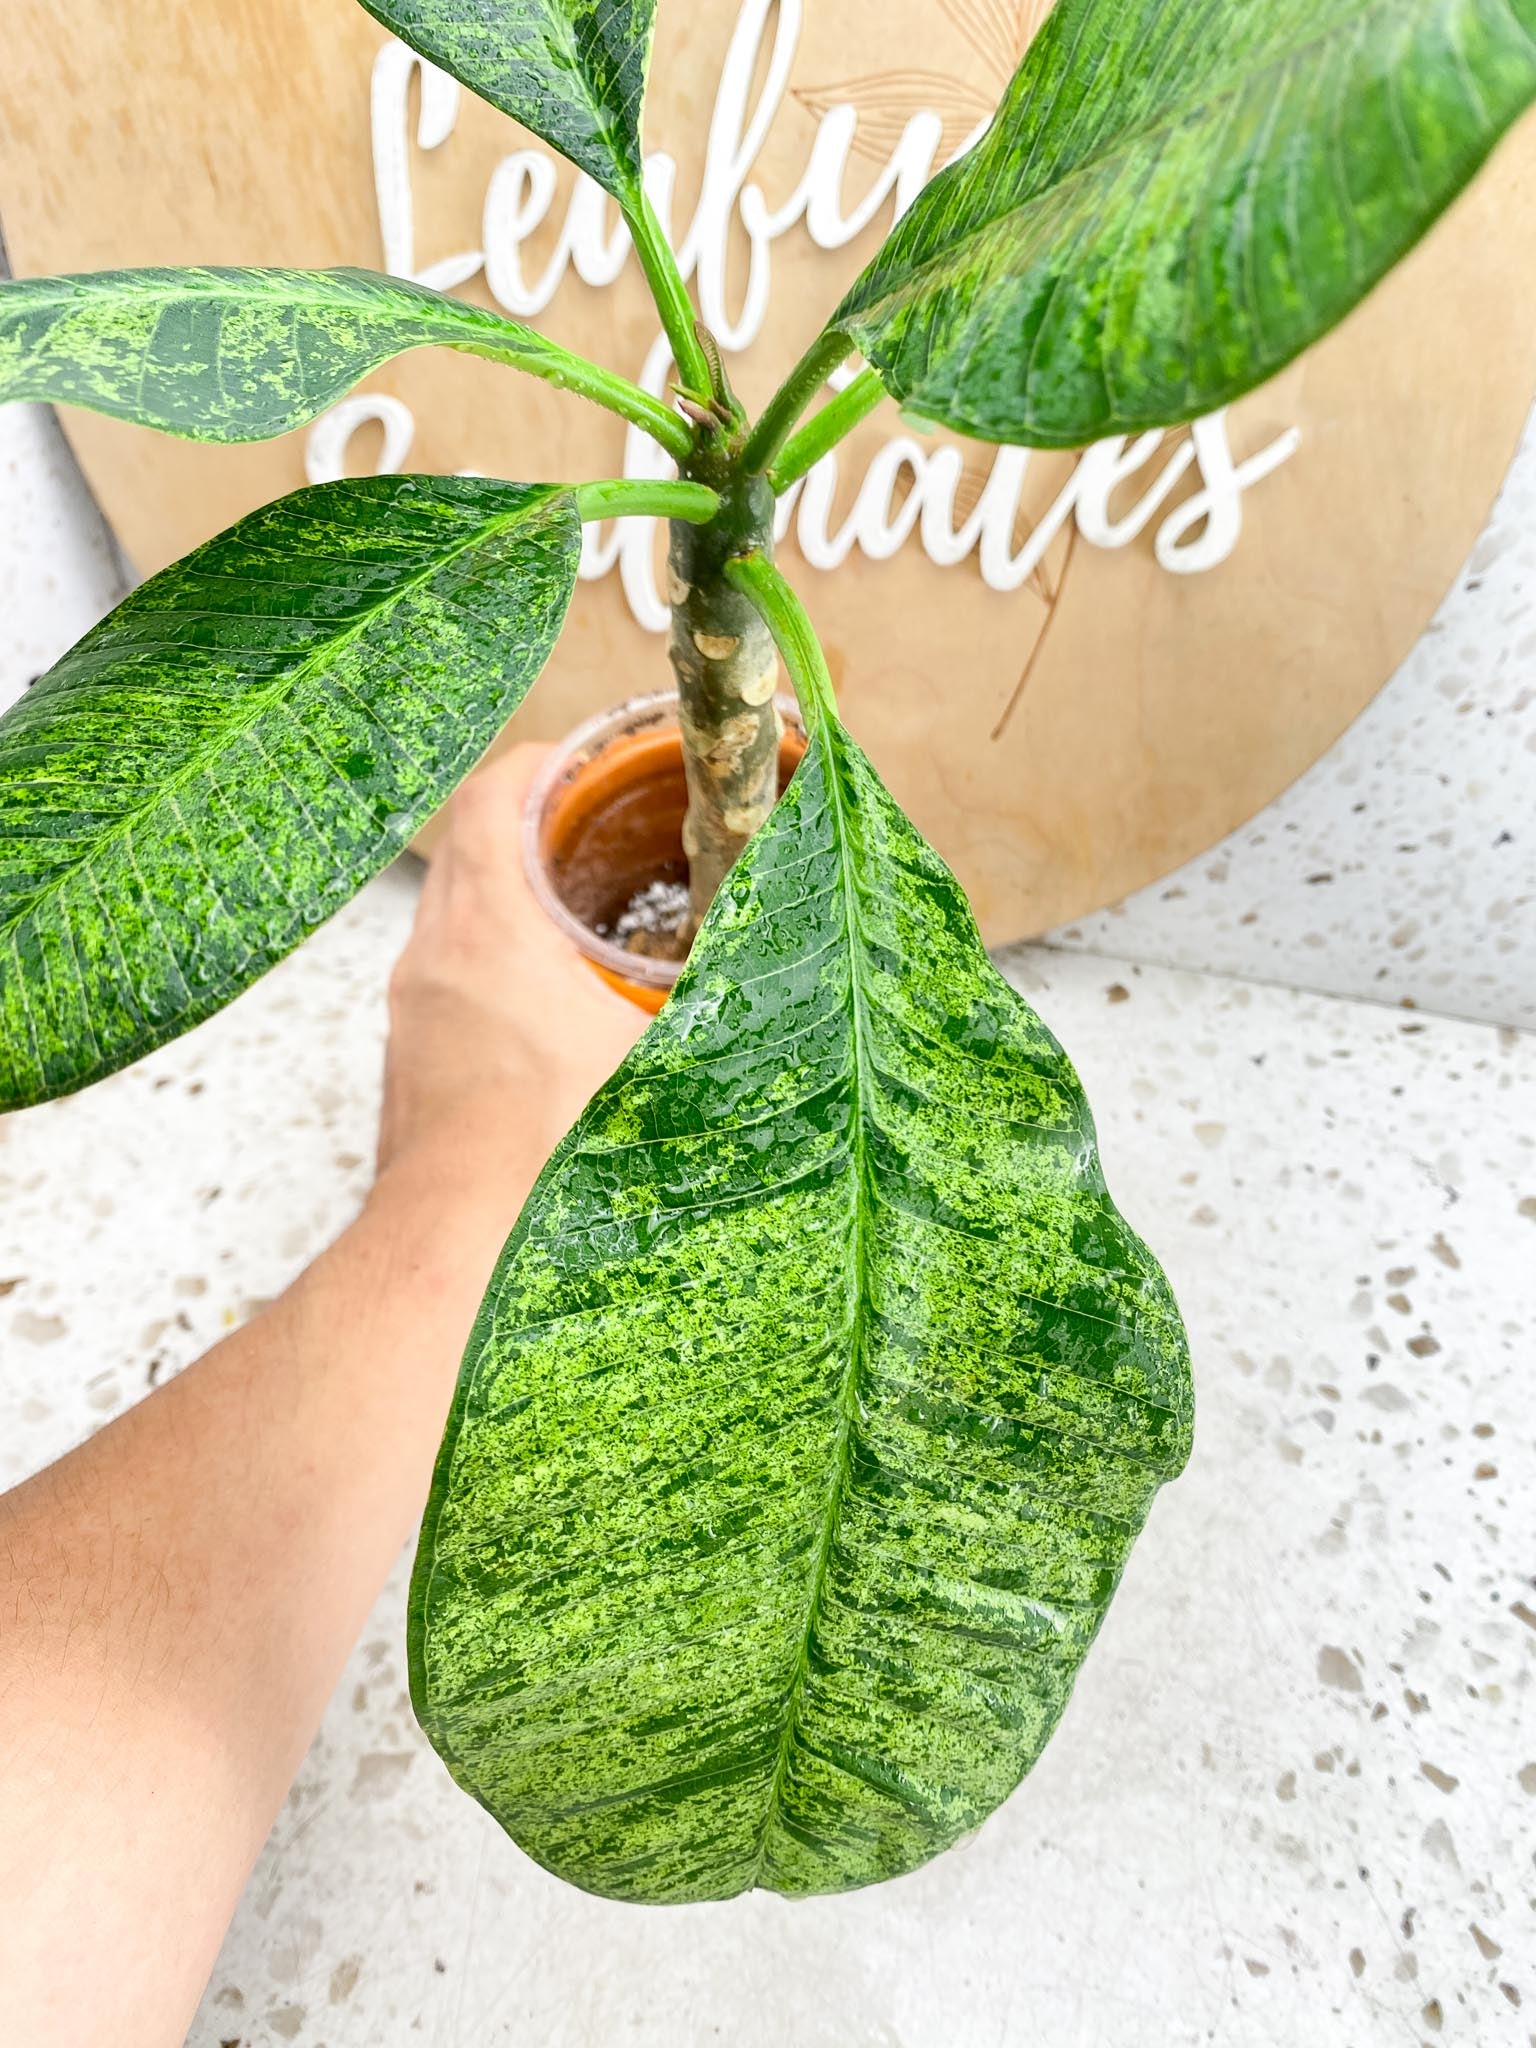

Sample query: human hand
[376,744,646,1212]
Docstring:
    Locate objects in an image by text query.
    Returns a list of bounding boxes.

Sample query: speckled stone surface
[3,904,1532,2046]
[0,402,128,694]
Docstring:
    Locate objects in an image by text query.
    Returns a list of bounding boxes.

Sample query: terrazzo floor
[1,866,1532,2048]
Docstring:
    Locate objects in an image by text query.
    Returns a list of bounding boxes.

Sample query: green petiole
[624,189,716,403]
[723,549,837,737]
[767,369,886,492]
[470,340,694,463]
[738,330,854,479]
[574,479,721,526]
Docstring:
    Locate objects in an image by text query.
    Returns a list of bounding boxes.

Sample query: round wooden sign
[3,0,1535,939]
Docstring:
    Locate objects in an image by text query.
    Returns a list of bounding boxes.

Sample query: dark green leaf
[409,714,1193,1902]
[358,0,656,203]
[0,266,588,442]
[834,0,1536,445]
[0,477,580,1110]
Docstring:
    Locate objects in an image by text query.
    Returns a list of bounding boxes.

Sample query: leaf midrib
[748,725,875,1885]
[841,0,1471,328]
[0,488,559,949]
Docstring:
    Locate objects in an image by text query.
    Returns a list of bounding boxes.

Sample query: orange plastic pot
[524,692,806,1013]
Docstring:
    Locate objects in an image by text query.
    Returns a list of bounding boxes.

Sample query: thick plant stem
[667,471,781,932]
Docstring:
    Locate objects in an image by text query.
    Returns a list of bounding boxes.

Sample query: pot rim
[523,688,804,993]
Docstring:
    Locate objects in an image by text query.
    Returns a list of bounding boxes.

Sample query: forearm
[0,1129,522,2048]
[0,745,642,2047]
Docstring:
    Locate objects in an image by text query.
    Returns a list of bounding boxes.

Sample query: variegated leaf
[833,0,1536,445]
[0,267,586,442]
[409,708,1192,1902]
[0,477,580,1110]
[358,0,657,202]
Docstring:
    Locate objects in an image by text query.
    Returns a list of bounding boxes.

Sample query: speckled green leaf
[0,477,580,1110]
[834,0,1536,446]
[358,0,656,202]
[0,266,585,442]
[409,712,1193,1902]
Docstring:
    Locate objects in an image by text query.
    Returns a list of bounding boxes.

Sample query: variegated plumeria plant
[2,0,1532,1903]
